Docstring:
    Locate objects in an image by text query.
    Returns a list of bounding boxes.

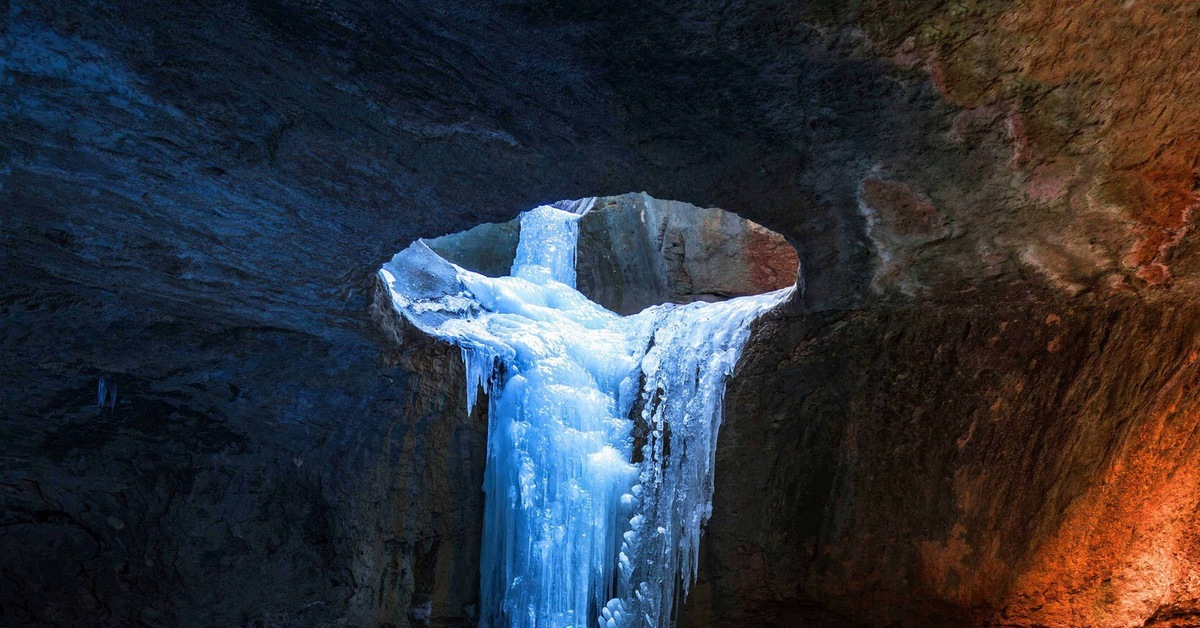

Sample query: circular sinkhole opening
[416,192,799,315]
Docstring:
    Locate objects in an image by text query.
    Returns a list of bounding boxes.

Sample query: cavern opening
[413,193,800,314]
[377,193,798,627]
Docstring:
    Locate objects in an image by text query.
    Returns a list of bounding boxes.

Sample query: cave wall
[5,0,1200,626]
[687,300,1200,627]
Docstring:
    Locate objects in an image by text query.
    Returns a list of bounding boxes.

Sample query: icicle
[461,347,497,416]
[97,376,116,410]
[611,291,788,626]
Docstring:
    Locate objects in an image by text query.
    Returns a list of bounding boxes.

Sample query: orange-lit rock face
[999,351,1200,627]
[998,2,1200,289]
[824,0,1200,300]
[683,303,1200,628]
[781,27,1200,624]
[744,220,800,294]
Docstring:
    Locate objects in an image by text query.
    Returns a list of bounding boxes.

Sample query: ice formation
[379,203,790,627]
[97,376,116,410]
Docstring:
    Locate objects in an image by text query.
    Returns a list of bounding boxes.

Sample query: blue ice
[380,203,790,627]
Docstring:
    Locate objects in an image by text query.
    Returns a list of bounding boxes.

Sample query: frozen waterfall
[379,203,790,627]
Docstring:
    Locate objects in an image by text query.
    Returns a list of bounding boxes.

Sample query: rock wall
[685,300,1200,627]
[577,194,798,313]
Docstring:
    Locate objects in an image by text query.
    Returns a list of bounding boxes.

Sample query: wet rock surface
[5,0,1200,626]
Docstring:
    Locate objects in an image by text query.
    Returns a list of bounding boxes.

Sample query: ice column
[378,203,789,628]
